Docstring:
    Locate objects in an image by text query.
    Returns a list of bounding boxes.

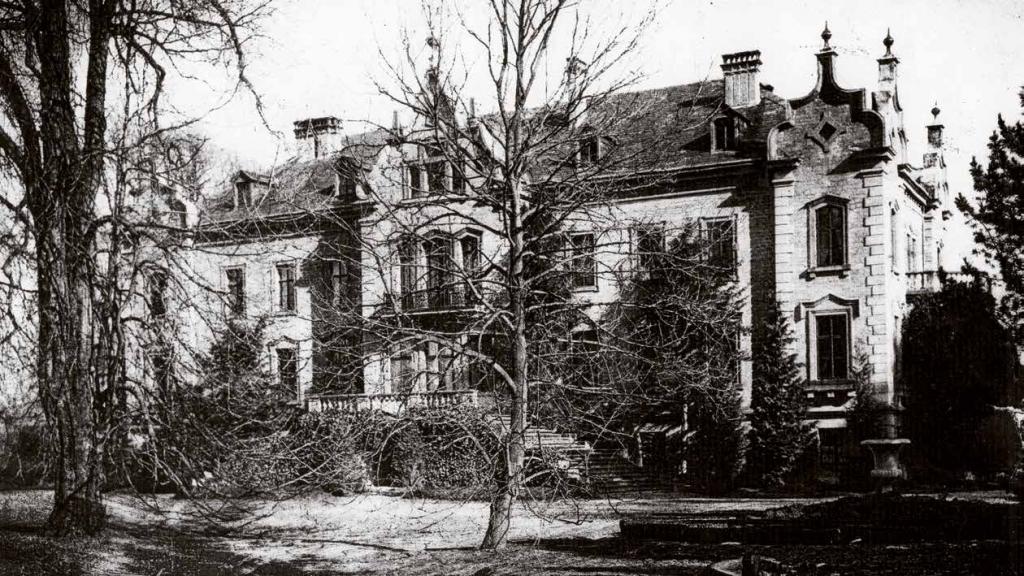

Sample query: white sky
[173,0,1024,264]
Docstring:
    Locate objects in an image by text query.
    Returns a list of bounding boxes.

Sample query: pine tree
[958,91,1024,335]
[746,300,812,488]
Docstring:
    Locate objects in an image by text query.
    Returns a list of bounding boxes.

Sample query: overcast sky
[176,0,1024,263]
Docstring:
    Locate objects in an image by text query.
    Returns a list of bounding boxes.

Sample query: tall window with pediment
[808,197,849,274]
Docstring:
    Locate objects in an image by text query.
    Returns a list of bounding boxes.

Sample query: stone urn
[860,403,910,493]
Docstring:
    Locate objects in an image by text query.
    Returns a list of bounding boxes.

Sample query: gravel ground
[0,489,1017,575]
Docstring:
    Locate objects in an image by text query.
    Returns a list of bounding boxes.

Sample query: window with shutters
[807,197,850,276]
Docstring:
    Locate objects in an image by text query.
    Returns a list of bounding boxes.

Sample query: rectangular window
[149,271,167,318]
[579,137,601,164]
[408,165,423,197]
[451,159,466,194]
[277,263,297,312]
[714,118,735,151]
[815,204,846,267]
[425,237,454,309]
[568,233,597,289]
[461,234,481,304]
[815,314,849,381]
[399,240,419,311]
[328,260,347,307]
[426,161,446,193]
[225,268,245,316]
[704,218,737,270]
[277,348,298,391]
[391,352,414,393]
[634,225,665,272]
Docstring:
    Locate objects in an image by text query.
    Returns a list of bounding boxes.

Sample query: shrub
[0,420,48,489]
[902,280,1019,480]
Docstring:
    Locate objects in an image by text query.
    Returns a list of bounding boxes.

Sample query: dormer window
[406,141,468,198]
[235,181,253,209]
[579,136,601,164]
[713,117,736,151]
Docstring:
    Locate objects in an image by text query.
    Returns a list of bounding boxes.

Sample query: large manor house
[144,28,957,472]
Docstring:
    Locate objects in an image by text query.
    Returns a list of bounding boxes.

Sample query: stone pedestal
[861,438,910,493]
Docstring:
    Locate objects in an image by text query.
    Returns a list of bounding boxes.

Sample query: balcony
[397,284,481,314]
[305,389,479,415]
[905,270,987,295]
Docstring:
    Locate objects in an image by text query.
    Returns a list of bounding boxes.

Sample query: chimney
[293,116,342,159]
[721,50,762,108]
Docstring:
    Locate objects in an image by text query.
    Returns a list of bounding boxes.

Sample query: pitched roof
[203,128,389,223]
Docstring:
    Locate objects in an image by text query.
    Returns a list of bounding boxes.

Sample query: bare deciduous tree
[0,0,269,534]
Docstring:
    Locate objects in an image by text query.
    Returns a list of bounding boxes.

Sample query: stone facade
[154,29,954,451]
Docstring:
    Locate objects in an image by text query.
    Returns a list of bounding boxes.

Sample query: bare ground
[0,490,1018,575]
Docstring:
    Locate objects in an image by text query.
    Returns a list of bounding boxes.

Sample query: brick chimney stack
[721,50,762,108]
[294,116,343,159]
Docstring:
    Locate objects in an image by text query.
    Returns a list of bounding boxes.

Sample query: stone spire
[877,28,899,95]
[821,22,832,51]
[927,103,944,151]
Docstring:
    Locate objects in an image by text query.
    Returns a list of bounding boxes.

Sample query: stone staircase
[579,447,672,494]
[490,416,671,493]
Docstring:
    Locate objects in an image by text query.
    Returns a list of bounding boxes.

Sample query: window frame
[807,196,850,277]
[567,231,598,291]
[276,262,298,313]
[224,266,246,317]
[700,216,738,274]
[632,222,666,275]
[804,306,855,385]
[149,270,168,319]
[712,117,736,151]
[276,346,299,394]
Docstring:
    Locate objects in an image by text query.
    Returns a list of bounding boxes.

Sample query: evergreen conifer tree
[746,300,812,488]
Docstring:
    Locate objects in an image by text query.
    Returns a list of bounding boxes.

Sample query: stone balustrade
[905,270,982,294]
[305,389,479,415]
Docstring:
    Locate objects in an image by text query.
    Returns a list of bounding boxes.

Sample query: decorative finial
[821,22,832,50]
[883,28,894,56]
[931,102,941,121]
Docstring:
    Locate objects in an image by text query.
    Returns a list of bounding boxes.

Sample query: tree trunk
[482,178,529,549]
[36,237,107,535]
